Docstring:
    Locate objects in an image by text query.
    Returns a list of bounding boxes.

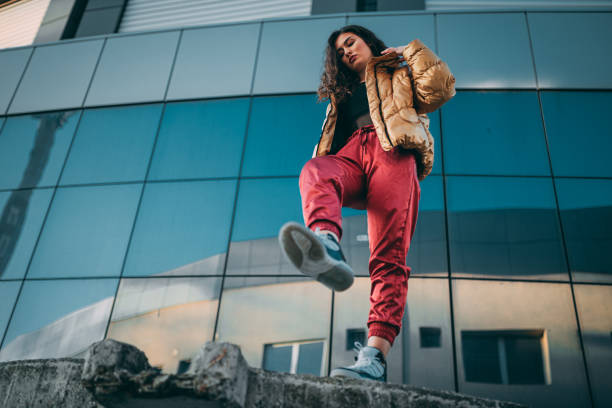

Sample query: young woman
[279,25,455,382]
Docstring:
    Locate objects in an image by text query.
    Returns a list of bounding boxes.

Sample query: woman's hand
[381,46,406,56]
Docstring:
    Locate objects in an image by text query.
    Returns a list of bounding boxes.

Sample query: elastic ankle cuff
[309,220,342,240]
[368,322,398,346]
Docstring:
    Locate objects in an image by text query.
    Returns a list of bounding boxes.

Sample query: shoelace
[349,342,384,377]
[314,227,340,251]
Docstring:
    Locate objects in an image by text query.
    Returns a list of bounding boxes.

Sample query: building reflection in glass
[452,280,590,408]
[0,279,117,361]
[574,284,612,408]
[216,277,331,374]
[107,276,222,374]
[333,277,454,388]
[556,178,612,283]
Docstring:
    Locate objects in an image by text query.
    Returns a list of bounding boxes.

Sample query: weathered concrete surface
[0,340,526,408]
[0,359,102,408]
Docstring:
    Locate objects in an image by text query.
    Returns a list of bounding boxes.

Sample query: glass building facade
[0,9,611,408]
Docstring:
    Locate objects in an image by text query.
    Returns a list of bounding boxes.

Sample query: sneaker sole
[279,222,353,292]
[330,368,385,382]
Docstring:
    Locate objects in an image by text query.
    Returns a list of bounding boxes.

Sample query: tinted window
[241,94,327,177]
[0,111,80,190]
[556,178,612,283]
[0,281,20,341]
[541,91,612,177]
[0,188,53,280]
[61,104,163,185]
[0,278,117,361]
[149,98,249,180]
[447,176,567,280]
[28,184,141,278]
[442,92,549,176]
[124,180,236,277]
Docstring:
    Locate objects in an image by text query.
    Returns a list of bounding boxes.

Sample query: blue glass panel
[85,31,180,106]
[107,276,222,373]
[437,13,535,89]
[429,110,441,175]
[242,95,327,177]
[0,111,80,190]
[442,92,550,176]
[263,344,292,373]
[9,41,103,114]
[227,178,302,276]
[61,104,163,185]
[528,13,612,89]
[28,184,141,278]
[216,277,331,369]
[0,281,20,342]
[253,17,345,94]
[148,98,249,180]
[0,188,53,280]
[296,341,324,376]
[0,48,32,115]
[556,178,612,284]
[447,176,567,280]
[167,23,260,99]
[541,91,612,178]
[347,14,435,52]
[0,278,117,361]
[123,180,235,277]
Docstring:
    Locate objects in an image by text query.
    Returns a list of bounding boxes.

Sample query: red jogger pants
[299,125,421,346]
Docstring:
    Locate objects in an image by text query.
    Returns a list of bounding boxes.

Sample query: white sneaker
[279,221,354,291]
[330,342,387,382]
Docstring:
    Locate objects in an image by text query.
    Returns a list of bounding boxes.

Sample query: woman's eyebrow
[337,36,353,53]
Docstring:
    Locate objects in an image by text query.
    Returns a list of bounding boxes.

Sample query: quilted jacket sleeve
[402,39,455,114]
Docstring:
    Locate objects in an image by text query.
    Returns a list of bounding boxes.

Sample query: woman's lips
[349,55,357,64]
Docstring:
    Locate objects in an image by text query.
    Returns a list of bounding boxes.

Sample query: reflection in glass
[216,277,331,373]
[556,178,612,283]
[453,280,590,407]
[262,340,325,376]
[333,278,454,389]
[0,281,20,341]
[542,92,612,177]
[60,104,163,185]
[574,285,612,408]
[447,176,567,280]
[442,92,549,176]
[106,277,221,373]
[148,98,249,180]
[124,180,235,277]
[0,279,117,361]
[0,189,53,280]
[241,94,327,177]
[28,184,141,278]
[0,111,80,190]
[227,178,302,276]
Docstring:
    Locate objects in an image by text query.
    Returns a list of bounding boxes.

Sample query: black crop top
[330,82,373,154]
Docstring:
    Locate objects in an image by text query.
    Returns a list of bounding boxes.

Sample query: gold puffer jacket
[314,39,456,181]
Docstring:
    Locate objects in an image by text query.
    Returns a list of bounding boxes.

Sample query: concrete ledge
[0,340,525,408]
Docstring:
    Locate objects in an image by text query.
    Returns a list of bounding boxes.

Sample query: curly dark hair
[317,25,387,103]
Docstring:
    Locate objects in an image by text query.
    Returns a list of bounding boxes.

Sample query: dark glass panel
[461,332,502,383]
[542,91,612,177]
[227,178,302,276]
[27,184,141,278]
[447,176,567,280]
[124,180,236,277]
[0,188,53,280]
[442,92,549,176]
[106,276,222,373]
[148,98,249,180]
[60,104,162,185]
[556,178,612,283]
[297,341,324,376]
[0,281,20,342]
[505,335,545,385]
[0,278,117,361]
[0,111,80,190]
[241,94,327,177]
[262,344,292,373]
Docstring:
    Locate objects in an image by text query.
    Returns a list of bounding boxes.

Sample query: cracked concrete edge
[0,340,526,408]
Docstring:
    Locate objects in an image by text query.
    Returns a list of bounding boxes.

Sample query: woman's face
[334,32,373,75]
